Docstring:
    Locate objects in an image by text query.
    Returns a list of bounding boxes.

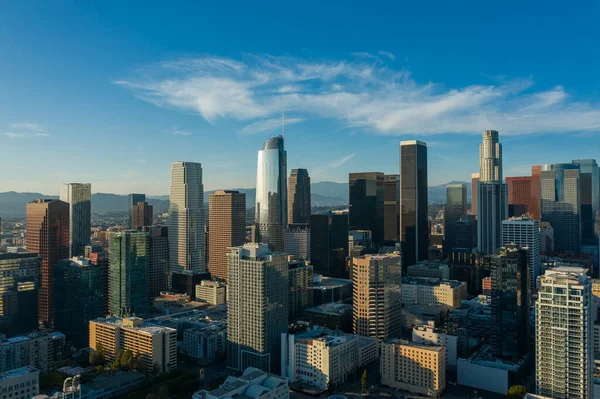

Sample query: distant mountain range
[0,181,470,217]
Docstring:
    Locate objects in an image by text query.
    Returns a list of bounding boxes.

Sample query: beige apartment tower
[208,190,246,281]
[352,253,402,340]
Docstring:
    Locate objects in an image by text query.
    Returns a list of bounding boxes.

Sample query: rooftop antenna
[282,110,285,139]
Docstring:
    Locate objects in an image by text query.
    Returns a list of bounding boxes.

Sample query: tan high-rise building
[89,316,177,374]
[132,201,153,228]
[208,190,246,281]
[471,173,480,217]
[26,199,69,327]
[380,339,446,396]
[352,253,402,340]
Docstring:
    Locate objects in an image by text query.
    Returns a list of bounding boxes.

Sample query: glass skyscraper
[255,136,287,252]
[443,184,467,255]
[349,172,384,245]
[287,168,310,225]
[128,193,146,229]
[60,183,92,257]
[572,159,599,244]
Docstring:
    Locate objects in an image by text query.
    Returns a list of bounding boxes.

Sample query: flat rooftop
[402,276,464,288]
[304,302,352,316]
[0,366,39,382]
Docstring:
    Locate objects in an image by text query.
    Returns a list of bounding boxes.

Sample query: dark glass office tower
[310,213,349,278]
[443,184,467,255]
[128,193,146,229]
[399,141,428,267]
[349,172,384,245]
[490,245,530,359]
[288,169,311,225]
[384,174,400,243]
[572,159,599,244]
[256,136,287,252]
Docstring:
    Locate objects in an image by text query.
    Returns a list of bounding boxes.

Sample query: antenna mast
[282,111,285,139]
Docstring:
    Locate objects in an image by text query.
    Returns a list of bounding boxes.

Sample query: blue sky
[1,1,599,195]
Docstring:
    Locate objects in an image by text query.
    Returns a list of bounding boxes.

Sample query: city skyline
[2,2,600,194]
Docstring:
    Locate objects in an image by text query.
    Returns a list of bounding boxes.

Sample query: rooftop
[304,302,352,316]
[402,276,464,288]
[92,317,176,335]
[0,366,39,382]
[312,275,352,290]
[383,338,443,352]
[463,345,527,371]
[295,327,355,347]
[82,371,144,393]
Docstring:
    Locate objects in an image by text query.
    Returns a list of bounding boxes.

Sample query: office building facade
[502,217,540,290]
[471,173,480,217]
[60,183,91,257]
[444,184,467,254]
[141,226,169,299]
[284,224,310,260]
[0,253,40,334]
[128,194,146,229]
[506,176,540,219]
[400,141,428,267]
[169,162,205,273]
[132,201,153,229]
[255,136,287,252]
[208,190,246,280]
[384,174,400,243]
[349,172,384,245]
[227,244,288,373]
[288,260,313,321]
[310,214,348,278]
[572,159,599,244]
[26,199,69,327]
[287,168,311,225]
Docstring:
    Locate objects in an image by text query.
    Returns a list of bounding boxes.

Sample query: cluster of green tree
[127,370,199,399]
[89,344,146,374]
[506,385,527,398]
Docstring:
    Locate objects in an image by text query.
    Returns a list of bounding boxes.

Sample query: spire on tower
[282,111,285,139]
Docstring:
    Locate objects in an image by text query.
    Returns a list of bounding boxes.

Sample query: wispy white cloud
[116,54,600,136]
[11,122,44,132]
[170,128,192,136]
[4,123,51,139]
[239,117,304,135]
[4,132,27,139]
[378,51,396,60]
[329,153,356,168]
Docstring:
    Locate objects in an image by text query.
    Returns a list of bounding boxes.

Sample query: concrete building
[182,323,227,364]
[479,129,502,183]
[208,190,246,281]
[539,222,554,254]
[502,217,540,291]
[302,303,353,334]
[192,367,289,399]
[131,201,153,229]
[399,141,428,267]
[412,321,458,369]
[0,331,66,373]
[60,183,91,257]
[81,371,144,399]
[536,267,593,398]
[282,327,377,390]
[89,317,177,374]
[352,254,402,340]
[54,257,107,348]
[288,169,311,225]
[128,194,146,229]
[227,244,288,373]
[288,260,313,321]
[401,277,467,309]
[506,176,541,219]
[444,184,467,254]
[284,224,310,260]
[407,262,449,280]
[169,161,205,274]
[348,230,372,255]
[380,339,445,396]
[0,366,39,399]
[0,252,40,334]
[349,172,384,246]
[312,275,352,306]
[256,136,287,252]
[108,231,148,317]
[195,280,226,305]
[26,199,69,327]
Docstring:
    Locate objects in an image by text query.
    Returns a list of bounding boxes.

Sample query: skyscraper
[477,130,507,255]
[169,162,205,274]
[132,201,153,229]
[352,253,402,340]
[60,183,91,257]
[384,174,400,243]
[471,173,480,217]
[531,165,542,220]
[310,213,348,278]
[108,231,148,317]
[536,267,592,398]
[400,141,428,267]
[349,172,384,245]
[26,199,69,327]
[227,243,288,373]
[490,246,530,359]
[141,226,169,299]
[502,217,540,291]
[255,136,287,252]
[128,193,146,228]
[541,163,580,253]
[443,184,467,255]
[572,159,599,244]
[208,190,246,281]
[287,169,310,225]
[284,224,310,260]
[506,176,537,218]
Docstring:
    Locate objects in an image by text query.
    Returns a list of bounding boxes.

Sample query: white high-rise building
[536,267,592,398]
[227,243,288,373]
[502,217,540,290]
[60,183,91,257]
[479,130,502,183]
[169,162,205,274]
[284,224,310,260]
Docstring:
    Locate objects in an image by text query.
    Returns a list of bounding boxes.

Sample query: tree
[361,369,368,394]
[507,385,527,398]
[158,385,169,399]
[120,350,134,370]
[89,343,106,366]
[145,395,159,399]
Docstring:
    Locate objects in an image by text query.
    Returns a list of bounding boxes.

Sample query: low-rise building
[192,367,288,399]
[412,321,458,369]
[0,332,65,373]
[282,327,377,390]
[402,277,467,309]
[407,262,449,280]
[302,303,353,333]
[89,317,177,374]
[0,366,39,399]
[81,371,144,399]
[312,276,352,306]
[195,281,226,305]
[182,324,227,364]
[380,339,446,396]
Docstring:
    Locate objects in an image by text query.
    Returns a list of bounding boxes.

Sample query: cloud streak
[116,54,600,136]
[171,128,192,136]
[329,153,356,168]
[4,123,51,138]
[239,117,304,135]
